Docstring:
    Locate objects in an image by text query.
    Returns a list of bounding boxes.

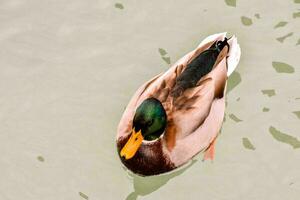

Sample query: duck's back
[171,44,222,98]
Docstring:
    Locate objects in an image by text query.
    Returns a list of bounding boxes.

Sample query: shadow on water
[125,159,198,200]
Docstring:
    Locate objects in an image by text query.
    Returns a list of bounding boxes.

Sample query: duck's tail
[194,32,241,77]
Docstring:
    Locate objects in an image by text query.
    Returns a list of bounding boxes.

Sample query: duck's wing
[166,36,241,166]
[163,47,228,150]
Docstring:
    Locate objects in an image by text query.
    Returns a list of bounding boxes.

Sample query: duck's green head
[120,97,167,160]
[133,98,167,140]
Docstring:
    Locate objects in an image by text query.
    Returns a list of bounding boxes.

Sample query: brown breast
[116,135,175,176]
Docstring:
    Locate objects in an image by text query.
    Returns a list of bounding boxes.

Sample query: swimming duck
[116,32,241,176]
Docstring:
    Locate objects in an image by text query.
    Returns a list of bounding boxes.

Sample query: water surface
[0,0,299,199]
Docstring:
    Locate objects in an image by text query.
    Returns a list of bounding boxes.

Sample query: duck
[116,32,241,176]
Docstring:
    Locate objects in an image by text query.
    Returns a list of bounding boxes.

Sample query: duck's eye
[216,41,222,47]
[147,119,154,126]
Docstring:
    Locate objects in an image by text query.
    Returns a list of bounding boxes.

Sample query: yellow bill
[120,128,143,160]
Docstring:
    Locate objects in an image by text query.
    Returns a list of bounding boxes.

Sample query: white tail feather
[227,35,241,76]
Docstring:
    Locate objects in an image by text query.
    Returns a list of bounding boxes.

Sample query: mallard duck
[116,32,241,176]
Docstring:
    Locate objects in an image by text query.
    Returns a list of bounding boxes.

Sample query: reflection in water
[269,126,300,148]
[228,113,242,122]
[125,159,198,200]
[226,71,241,94]
[274,21,288,29]
[276,32,293,43]
[272,61,295,74]
[242,137,256,150]
[241,16,253,26]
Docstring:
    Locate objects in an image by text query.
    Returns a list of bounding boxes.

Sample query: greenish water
[272,61,295,73]
[241,16,253,26]
[269,126,300,149]
[242,138,256,150]
[276,32,294,43]
[0,0,299,199]
[274,21,288,29]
